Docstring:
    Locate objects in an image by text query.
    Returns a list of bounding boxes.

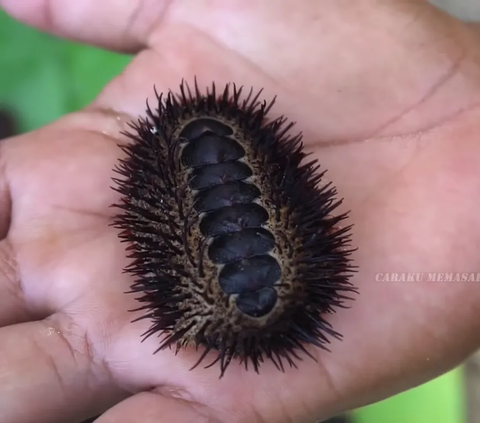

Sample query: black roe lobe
[111,80,358,378]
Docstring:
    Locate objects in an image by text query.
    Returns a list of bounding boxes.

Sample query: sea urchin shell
[111,80,357,378]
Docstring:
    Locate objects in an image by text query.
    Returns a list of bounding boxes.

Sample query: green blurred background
[0,9,131,132]
[0,9,468,423]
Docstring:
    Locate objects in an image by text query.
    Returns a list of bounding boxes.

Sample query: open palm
[2,1,480,422]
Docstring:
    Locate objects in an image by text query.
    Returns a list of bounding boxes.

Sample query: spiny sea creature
[111,80,357,378]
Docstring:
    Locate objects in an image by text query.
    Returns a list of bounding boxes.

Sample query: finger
[0,115,129,326]
[467,22,480,39]
[167,0,477,139]
[0,0,169,53]
[0,142,34,326]
[94,0,480,147]
[96,391,221,423]
[0,146,11,239]
[0,316,124,423]
[0,239,35,326]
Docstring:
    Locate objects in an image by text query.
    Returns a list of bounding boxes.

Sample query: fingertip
[1,0,35,17]
[96,391,220,423]
[2,0,60,36]
[1,0,150,53]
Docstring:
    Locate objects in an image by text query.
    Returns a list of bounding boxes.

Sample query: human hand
[1,1,480,422]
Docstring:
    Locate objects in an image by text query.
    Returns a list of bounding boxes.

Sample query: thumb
[95,391,222,423]
[0,0,164,53]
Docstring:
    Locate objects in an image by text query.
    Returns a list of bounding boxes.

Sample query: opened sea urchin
[111,80,357,377]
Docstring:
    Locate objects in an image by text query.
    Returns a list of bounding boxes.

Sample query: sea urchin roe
[180,118,281,318]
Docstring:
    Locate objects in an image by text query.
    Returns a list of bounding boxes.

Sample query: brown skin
[1,0,480,422]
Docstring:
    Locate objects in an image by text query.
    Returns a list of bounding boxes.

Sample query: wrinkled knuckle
[44,313,110,390]
[127,0,176,47]
[30,326,70,396]
[154,386,223,422]
[0,241,22,302]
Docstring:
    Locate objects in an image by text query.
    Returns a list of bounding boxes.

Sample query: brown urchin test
[111,80,357,378]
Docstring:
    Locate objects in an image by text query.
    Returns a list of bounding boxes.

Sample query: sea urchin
[111,80,357,378]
